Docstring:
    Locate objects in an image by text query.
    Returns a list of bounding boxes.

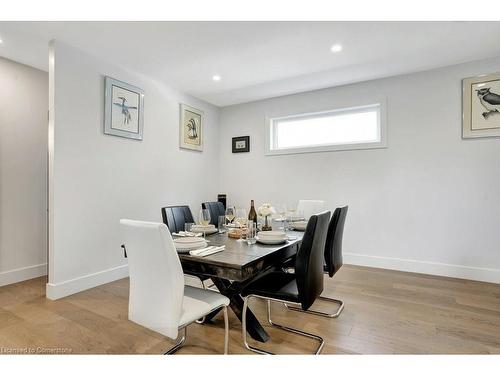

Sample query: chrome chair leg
[223,306,229,355]
[284,295,344,318]
[241,295,324,355]
[165,303,229,355]
[267,300,324,354]
[195,279,219,324]
[202,279,218,291]
[242,295,273,355]
[164,326,187,355]
[195,280,208,324]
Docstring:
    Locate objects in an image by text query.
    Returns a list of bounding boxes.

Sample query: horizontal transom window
[267,103,385,155]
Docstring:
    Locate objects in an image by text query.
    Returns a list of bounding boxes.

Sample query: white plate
[175,241,207,249]
[291,221,307,231]
[191,228,218,235]
[174,237,206,244]
[256,236,286,245]
[175,242,207,253]
[258,230,287,238]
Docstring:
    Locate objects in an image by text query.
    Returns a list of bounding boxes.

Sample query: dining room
[1,3,500,372]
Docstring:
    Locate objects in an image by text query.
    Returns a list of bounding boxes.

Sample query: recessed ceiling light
[0,38,3,44]
[212,75,221,82]
[330,44,343,53]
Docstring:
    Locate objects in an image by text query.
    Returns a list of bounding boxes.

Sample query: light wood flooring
[1,265,500,354]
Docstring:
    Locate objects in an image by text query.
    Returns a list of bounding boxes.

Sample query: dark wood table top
[179,231,304,282]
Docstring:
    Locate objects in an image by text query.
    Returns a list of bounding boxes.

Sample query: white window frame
[266,101,387,156]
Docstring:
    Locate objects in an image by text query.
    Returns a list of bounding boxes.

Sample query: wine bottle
[248,200,258,224]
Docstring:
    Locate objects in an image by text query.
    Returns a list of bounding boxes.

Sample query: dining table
[178,230,304,343]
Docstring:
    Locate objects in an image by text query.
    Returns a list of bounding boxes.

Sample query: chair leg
[223,306,229,354]
[164,326,187,355]
[242,295,273,355]
[195,280,208,324]
[284,295,344,318]
[195,278,219,324]
[203,279,218,291]
[241,295,324,355]
[267,300,324,355]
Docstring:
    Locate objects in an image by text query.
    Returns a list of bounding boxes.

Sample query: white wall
[0,57,48,286]
[219,56,500,284]
[47,41,220,299]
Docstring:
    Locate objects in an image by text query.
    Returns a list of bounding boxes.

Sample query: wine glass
[235,208,247,241]
[235,208,247,227]
[225,206,235,226]
[276,203,287,231]
[198,208,211,238]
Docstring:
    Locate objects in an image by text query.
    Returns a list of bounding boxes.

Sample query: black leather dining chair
[240,211,331,355]
[161,205,195,234]
[201,201,225,226]
[285,206,348,318]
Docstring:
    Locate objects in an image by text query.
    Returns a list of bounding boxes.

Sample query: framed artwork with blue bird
[463,72,500,139]
[104,76,144,140]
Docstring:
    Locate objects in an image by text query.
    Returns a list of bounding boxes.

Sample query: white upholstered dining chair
[297,200,325,220]
[120,219,230,354]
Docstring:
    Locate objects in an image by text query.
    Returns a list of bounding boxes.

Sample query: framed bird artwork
[463,72,500,139]
[179,103,203,151]
[104,76,144,140]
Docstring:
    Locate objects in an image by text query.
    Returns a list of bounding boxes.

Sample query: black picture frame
[232,136,250,153]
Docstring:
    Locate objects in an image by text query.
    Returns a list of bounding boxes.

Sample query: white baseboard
[0,263,47,287]
[42,253,500,300]
[344,252,500,284]
[46,264,129,300]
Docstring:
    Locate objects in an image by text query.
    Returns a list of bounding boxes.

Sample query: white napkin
[189,245,225,257]
[173,231,202,237]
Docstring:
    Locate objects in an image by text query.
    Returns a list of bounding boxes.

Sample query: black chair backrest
[295,211,331,310]
[324,206,348,277]
[161,205,195,234]
[202,201,226,226]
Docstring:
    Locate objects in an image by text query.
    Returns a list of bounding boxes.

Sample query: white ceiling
[1,21,500,107]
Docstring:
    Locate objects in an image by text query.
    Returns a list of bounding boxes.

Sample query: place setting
[190,224,218,235]
[171,230,203,237]
[191,208,219,236]
[289,220,307,231]
[255,230,287,245]
[173,236,225,256]
[217,202,303,245]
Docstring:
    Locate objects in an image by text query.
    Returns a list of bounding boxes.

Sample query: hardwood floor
[1,265,500,354]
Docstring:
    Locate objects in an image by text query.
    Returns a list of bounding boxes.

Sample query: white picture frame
[104,76,144,140]
[463,72,500,139]
[179,103,203,151]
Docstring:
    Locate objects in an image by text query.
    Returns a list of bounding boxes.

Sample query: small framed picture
[463,72,500,139]
[232,136,250,153]
[104,76,144,140]
[180,104,203,151]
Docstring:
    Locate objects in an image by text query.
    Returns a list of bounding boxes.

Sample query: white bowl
[256,236,286,245]
[191,227,218,234]
[291,221,308,231]
[258,231,286,238]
